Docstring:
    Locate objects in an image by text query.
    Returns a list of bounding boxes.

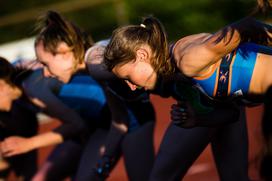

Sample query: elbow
[112,121,128,133]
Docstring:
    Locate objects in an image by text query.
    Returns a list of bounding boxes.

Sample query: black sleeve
[101,86,129,157]
[86,61,117,82]
[23,69,88,140]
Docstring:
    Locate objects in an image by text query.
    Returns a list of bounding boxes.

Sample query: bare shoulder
[173,33,216,77]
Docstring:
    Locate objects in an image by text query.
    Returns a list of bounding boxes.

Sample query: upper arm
[104,86,129,126]
[23,70,86,138]
[176,30,240,77]
[85,44,117,82]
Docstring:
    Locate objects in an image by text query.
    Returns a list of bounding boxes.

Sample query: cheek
[135,65,153,80]
[49,59,71,74]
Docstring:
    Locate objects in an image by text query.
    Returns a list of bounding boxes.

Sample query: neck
[77,61,86,71]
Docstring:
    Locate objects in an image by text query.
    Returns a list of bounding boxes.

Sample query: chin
[0,105,11,112]
[59,76,70,83]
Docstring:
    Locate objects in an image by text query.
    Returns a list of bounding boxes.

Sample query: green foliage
[0,0,266,44]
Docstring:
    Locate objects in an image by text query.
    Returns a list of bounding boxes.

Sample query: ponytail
[35,10,93,64]
[104,16,174,75]
[141,16,174,75]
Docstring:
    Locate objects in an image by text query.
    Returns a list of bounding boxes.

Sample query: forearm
[29,132,63,150]
[93,121,127,179]
[103,121,127,157]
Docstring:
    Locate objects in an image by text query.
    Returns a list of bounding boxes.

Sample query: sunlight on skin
[35,41,85,83]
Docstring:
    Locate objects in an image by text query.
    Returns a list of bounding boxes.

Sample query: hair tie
[140,23,146,28]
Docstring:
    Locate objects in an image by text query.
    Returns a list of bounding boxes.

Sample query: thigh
[149,124,216,181]
[75,129,108,181]
[43,140,83,181]
[122,121,155,181]
[211,106,249,181]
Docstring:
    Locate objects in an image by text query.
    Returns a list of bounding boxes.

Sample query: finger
[171,106,187,113]
[181,115,187,121]
[172,119,181,124]
[171,112,183,119]
[2,148,12,157]
[3,150,16,157]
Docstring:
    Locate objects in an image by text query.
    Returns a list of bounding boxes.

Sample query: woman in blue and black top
[32,10,156,181]
[103,3,272,180]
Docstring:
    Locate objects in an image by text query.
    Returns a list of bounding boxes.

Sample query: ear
[136,47,150,62]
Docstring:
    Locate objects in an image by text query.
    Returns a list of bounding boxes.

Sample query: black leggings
[1,150,37,181]
[41,129,108,181]
[149,106,249,181]
[122,121,155,181]
[75,122,155,181]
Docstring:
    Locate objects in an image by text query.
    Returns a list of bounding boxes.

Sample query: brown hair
[35,10,93,65]
[0,57,32,87]
[251,0,272,15]
[104,16,175,76]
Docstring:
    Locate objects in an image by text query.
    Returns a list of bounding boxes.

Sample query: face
[35,41,76,83]
[112,59,157,91]
[0,80,20,111]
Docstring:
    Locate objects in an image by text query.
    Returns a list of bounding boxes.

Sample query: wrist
[28,136,40,150]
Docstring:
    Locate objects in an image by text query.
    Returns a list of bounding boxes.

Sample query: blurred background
[0,0,271,61]
[0,0,270,61]
[0,0,270,180]
[0,0,268,43]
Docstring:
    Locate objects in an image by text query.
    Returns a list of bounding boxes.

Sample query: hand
[171,101,196,128]
[93,155,116,179]
[0,136,34,157]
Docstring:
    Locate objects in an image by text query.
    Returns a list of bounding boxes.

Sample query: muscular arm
[177,17,272,77]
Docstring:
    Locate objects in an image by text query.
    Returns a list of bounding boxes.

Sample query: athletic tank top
[192,43,272,99]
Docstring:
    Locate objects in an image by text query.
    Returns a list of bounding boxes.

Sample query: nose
[125,80,138,91]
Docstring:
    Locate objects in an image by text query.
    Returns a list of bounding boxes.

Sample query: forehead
[113,62,134,77]
[35,41,52,60]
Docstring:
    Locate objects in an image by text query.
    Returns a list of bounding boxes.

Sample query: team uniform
[146,43,253,181]
[193,43,272,100]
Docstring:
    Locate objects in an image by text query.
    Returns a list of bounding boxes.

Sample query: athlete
[34,11,156,181]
